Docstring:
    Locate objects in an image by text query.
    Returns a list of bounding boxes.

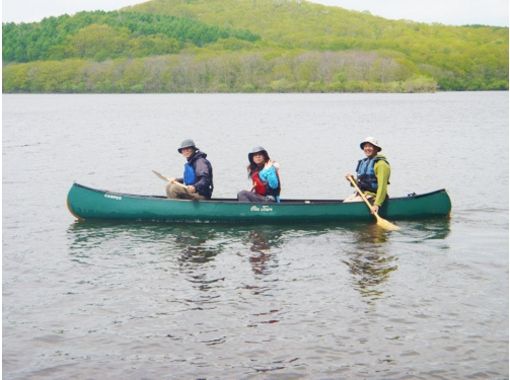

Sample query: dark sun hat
[178,139,198,153]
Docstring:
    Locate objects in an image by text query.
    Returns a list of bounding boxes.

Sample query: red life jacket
[251,171,267,196]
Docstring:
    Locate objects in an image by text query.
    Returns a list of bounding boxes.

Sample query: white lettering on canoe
[250,205,273,212]
[104,193,122,201]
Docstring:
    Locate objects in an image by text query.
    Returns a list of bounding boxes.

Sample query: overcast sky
[2,0,508,26]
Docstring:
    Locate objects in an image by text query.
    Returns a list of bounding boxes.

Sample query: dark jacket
[185,150,213,199]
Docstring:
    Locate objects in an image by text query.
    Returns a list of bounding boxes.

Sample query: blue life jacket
[356,156,389,192]
[183,163,196,185]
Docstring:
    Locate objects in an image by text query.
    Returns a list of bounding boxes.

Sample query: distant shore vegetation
[2,0,508,93]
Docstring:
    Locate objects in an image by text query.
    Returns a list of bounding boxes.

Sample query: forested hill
[2,11,259,62]
[3,0,508,93]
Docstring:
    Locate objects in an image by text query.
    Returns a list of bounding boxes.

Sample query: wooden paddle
[347,176,400,231]
[152,170,187,188]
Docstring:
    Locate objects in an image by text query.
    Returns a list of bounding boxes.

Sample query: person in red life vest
[237,146,281,203]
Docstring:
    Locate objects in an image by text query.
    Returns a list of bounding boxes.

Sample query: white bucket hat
[360,137,382,152]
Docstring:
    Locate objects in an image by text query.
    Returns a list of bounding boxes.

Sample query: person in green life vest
[344,137,390,214]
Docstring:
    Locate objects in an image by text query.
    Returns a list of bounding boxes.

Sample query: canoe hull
[67,183,451,224]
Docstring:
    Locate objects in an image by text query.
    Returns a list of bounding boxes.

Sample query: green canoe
[67,183,451,224]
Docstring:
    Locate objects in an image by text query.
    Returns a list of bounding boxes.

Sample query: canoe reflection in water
[66,222,227,275]
[66,219,450,304]
[66,221,284,276]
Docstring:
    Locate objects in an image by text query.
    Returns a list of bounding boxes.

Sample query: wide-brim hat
[248,146,269,163]
[178,139,198,153]
[360,137,382,152]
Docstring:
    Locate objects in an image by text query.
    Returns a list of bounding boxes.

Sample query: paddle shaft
[152,170,187,188]
[347,176,399,231]
[347,176,378,211]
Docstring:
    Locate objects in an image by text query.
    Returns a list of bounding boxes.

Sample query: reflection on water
[5,92,508,378]
[68,221,286,259]
[402,219,452,241]
[67,221,230,258]
[341,220,451,303]
[67,221,287,279]
[57,219,474,377]
[66,219,453,314]
[245,228,284,275]
[67,219,451,297]
[173,227,224,266]
[342,224,397,302]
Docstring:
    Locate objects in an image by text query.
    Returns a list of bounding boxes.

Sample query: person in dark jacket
[166,139,213,200]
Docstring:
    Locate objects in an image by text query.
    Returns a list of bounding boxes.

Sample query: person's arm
[259,165,279,189]
[374,160,390,207]
[192,158,212,193]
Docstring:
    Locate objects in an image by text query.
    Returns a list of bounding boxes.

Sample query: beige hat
[360,137,382,152]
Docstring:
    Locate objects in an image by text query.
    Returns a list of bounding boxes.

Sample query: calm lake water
[3,92,508,379]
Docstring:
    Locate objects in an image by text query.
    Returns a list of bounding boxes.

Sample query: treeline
[132,0,509,90]
[2,11,259,62]
[2,0,508,92]
[3,50,438,93]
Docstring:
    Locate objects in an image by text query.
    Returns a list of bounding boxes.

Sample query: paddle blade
[375,214,400,231]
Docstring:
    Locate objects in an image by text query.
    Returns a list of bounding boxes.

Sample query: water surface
[3,92,508,379]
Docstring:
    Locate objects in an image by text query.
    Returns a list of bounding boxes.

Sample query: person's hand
[169,177,176,183]
[187,185,196,193]
[371,205,379,214]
